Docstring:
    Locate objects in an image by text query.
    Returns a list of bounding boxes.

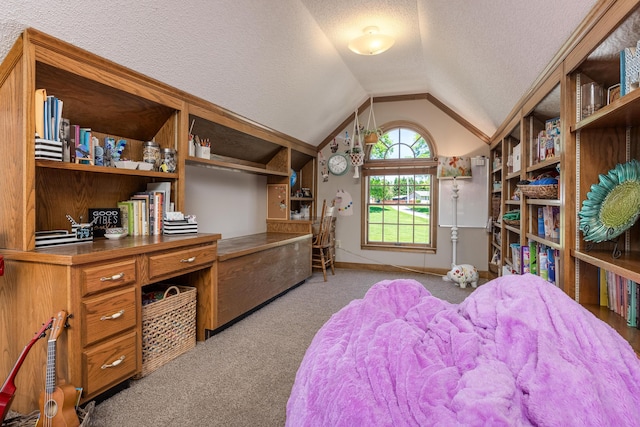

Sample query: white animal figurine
[443,264,479,289]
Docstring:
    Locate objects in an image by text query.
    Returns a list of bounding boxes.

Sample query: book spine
[35,88,46,138]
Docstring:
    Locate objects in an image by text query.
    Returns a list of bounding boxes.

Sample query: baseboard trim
[334,261,492,280]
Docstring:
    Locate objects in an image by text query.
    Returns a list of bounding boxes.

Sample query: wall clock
[328,153,350,176]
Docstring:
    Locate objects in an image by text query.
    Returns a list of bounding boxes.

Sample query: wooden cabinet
[489,0,640,352]
[564,1,640,353]
[0,29,183,253]
[491,119,523,274]
[1,235,218,412]
[0,29,225,413]
[488,139,502,276]
[490,68,563,284]
[0,27,313,412]
[216,233,312,329]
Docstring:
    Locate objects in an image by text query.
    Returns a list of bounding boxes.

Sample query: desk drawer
[82,287,137,346]
[83,331,137,397]
[148,244,215,280]
[81,259,137,296]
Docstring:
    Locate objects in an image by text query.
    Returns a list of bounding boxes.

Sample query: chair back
[314,202,334,247]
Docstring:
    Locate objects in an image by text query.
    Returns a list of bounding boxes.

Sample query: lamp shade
[437,156,472,179]
[348,26,395,55]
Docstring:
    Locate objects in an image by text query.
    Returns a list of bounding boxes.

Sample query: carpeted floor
[90,268,481,426]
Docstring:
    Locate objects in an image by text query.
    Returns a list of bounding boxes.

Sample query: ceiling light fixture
[348,26,395,56]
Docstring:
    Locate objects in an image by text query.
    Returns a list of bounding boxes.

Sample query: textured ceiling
[1,0,598,145]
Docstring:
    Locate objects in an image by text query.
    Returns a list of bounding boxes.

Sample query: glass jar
[143,141,160,170]
[160,148,176,173]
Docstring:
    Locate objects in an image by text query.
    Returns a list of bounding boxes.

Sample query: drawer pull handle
[100,272,125,282]
[180,256,196,263]
[100,309,125,321]
[101,355,125,370]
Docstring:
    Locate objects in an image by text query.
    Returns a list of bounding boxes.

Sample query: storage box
[138,285,196,377]
[512,143,521,173]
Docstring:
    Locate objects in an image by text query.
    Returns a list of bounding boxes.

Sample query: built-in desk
[0,233,220,412]
[214,232,312,332]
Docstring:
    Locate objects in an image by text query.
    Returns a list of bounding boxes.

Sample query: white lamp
[348,26,395,56]
[437,156,472,267]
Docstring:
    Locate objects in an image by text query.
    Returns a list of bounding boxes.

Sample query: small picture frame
[302,188,312,198]
[608,83,621,105]
[88,208,121,238]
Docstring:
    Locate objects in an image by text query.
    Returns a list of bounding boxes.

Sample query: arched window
[361,121,438,252]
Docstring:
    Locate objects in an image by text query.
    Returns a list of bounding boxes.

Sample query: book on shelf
[130,194,149,236]
[510,243,520,274]
[60,118,71,162]
[77,128,92,161]
[528,240,537,275]
[117,201,134,236]
[527,241,557,285]
[542,206,559,239]
[146,182,171,215]
[35,88,46,138]
[598,268,640,328]
[521,245,531,274]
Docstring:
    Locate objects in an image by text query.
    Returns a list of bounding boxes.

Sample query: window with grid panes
[362,123,437,252]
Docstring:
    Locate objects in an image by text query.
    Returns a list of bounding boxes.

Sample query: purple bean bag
[287,274,640,426]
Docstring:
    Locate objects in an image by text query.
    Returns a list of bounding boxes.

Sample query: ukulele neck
[45,339,57,394]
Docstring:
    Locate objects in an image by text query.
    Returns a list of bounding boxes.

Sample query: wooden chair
[312,200,335,281]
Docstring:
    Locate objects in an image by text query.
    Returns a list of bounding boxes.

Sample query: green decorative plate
[579,159,640,243]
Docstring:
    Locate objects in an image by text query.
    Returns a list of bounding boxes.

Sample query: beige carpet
[91,268,481,426]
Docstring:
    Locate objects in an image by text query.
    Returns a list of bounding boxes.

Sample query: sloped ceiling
[1,0,598,145]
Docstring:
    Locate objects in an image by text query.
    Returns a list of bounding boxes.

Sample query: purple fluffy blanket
[286,274,640,426]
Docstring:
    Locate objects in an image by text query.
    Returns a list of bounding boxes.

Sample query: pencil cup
[195,145,210,159]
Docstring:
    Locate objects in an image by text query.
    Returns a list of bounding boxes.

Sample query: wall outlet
[336,240,341,248]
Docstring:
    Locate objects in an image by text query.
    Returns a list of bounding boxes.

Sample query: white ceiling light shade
[348,26,395,55]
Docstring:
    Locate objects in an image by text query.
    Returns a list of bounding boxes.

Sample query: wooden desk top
[217,232,312,261]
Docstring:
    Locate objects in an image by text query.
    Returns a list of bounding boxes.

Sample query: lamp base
[442,263,479,289]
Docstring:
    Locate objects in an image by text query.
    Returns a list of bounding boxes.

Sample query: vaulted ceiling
[1,0,598,146]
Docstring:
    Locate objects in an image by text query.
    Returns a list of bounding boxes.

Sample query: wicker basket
[517,184,558,199]
[503,219,520,227]
[137,285,196,378]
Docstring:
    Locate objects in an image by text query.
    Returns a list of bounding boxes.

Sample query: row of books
[509,241,559,285]
[35,88,63,142]
[118,191,165,237]
[117,182,172,236]
[599,269,639,328]
[35,88,114,165]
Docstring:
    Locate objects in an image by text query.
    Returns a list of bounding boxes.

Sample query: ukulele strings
[45,338,55,427]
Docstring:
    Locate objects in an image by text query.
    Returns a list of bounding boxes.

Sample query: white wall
[184,165,267,239]
[317,98,490,272]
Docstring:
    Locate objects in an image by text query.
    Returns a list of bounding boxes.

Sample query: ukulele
[0,319,53,423]
[36,310,80,427]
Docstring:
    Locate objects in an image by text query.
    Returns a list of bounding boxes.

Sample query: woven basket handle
[163,285,180,299]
